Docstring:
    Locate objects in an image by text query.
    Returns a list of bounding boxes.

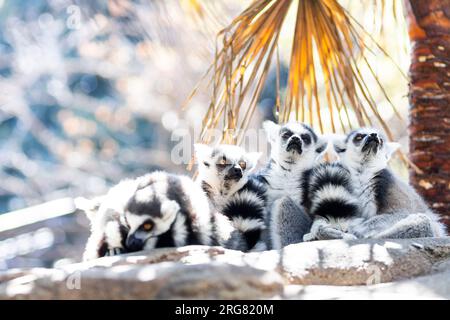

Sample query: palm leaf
[184,0,415,169]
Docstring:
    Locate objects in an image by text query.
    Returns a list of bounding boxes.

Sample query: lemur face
[333,128,400,171]
[195,144,261,189]
[263,121,327,168]
[124,178,180,252]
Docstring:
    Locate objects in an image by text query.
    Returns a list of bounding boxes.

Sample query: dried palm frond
[345,0,410,57]
[185,0,409,164]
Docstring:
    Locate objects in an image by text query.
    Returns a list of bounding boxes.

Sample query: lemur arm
[83,218,128,261]
[83,228,106,261]
[303,216,357,241]
[350,212,439,239]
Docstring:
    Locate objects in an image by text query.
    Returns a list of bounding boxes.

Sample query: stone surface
[283,270,450,299]
[1,237,449,299]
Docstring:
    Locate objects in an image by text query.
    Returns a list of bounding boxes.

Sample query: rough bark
[406,0,450,227]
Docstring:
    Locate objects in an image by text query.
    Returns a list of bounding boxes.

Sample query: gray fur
[270,196,312,249]
[350,212,435,239]
[303,216,357,241]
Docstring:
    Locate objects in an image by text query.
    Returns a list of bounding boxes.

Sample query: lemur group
[82,121,447,261]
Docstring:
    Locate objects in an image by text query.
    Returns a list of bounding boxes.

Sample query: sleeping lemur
[194,143,267,252]
[82,171,213,261]
[303,128,447,241]
[258,121,328,249]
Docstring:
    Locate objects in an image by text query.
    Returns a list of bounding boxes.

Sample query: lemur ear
[262,120,280,143]
[246,152,262,171]
[386,142,400,160]
[161,200,180,219]
[194,144,212,162]
[75,196,104,221]
[332,134,347,154]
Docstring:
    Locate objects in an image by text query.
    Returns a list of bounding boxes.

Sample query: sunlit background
[0,0,411,269]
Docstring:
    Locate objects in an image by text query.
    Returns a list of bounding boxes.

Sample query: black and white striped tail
[221,190,266,251]
[307,163,359,218]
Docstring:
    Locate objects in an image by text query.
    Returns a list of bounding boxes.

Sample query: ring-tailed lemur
[82,171,213,261]
[259,121,328,249]
[303,128,447,241]
[195,143,267,252]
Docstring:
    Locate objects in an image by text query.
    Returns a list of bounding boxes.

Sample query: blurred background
[0,0,410,269]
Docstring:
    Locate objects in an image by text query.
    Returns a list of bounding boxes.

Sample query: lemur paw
[105,247,125,256]
[342,233,357,241]
[303,233,316,242]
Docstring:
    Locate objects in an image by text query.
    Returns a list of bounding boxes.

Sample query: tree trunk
[406,0,450,228]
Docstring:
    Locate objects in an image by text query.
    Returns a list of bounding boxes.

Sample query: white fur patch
[230,190,264,209]
[133,187,155,204]
[172,213,188,246]
[269,197,284,249]
[94,179,137,230]
[232,217,265,232]
[161,200,180,218]
[180,175,213,245]
[150,171,170,196]
[152,204,178,236]
[104,220,123,248]
[264,165,305,207]
[213,211,235,246]
[126,214,150,235]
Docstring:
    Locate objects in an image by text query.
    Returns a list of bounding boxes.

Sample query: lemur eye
[217,156,227,167]
[354,134,365,142]
[238,160,247,170]
[300,134,311,144]
[282,131,292,139]
[142,221,154,231]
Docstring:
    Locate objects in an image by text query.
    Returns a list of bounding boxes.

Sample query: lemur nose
[291,135,301,142]
[126,235,144,252]
[232,166,242,175]
[370,133,377,138]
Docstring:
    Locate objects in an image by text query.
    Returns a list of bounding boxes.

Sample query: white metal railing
[0,198,77,233]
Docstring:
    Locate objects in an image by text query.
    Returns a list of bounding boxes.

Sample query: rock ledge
[1,237,449,299]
